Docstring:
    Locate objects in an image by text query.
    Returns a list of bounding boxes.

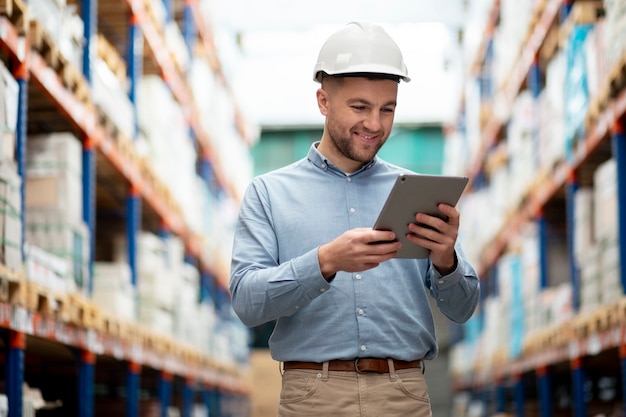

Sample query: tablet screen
[372,174,469,258]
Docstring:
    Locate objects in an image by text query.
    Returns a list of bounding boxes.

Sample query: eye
[351,105,366,111]
[382,107,395,114]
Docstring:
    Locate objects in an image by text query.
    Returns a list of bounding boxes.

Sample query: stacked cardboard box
[25,132,89,291]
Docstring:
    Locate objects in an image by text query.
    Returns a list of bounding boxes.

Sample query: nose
[363,110,382,132]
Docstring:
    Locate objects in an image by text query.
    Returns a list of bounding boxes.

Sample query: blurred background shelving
[0,0,257,415]
[445,0,626,416]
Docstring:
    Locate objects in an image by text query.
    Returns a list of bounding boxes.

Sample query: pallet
[28,20,61,71]
[96,34,127,87]
[29,19,92,107]
[68,294,103,330]
[25,281,70,322]
[0,0,27,34]
[101,313,126,339]
[608,51,626,100]
[136,156,183,219]
[0,263,26,306]
[60,64,91,107]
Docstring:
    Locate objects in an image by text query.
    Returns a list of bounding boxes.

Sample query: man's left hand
[406,203,459,275]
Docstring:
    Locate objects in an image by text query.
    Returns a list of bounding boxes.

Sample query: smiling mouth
[355,132,378,142]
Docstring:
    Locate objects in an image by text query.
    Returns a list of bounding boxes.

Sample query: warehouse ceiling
[209,0,468,129]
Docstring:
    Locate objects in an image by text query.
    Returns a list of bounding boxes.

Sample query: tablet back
[373,174,469,259]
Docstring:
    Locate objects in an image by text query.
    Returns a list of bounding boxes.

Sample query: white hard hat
[313,22,410,83]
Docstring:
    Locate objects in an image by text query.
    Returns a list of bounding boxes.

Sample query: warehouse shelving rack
[0,0,252,415]
[450,0,626,415]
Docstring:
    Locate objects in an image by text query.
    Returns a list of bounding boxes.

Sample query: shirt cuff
[293,248,332,299]
[429,253,463,290]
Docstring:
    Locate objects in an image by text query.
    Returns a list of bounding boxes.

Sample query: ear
[316,88,329,116]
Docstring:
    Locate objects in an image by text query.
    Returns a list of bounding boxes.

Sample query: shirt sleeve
[427,244,480,323]
[229,180,331,328]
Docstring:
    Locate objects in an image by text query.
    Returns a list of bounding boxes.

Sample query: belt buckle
[354,358,385,373]
[354,359,364,373]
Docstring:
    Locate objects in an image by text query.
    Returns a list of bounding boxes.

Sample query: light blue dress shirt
[230,143,480,363]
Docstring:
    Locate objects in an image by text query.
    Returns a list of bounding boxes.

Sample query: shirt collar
[307,142,377,176]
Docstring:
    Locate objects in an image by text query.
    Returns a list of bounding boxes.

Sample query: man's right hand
[318,228,401,280]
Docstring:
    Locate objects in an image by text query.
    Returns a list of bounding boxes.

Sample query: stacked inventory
[0,0,258,414]
[448,0,626,415]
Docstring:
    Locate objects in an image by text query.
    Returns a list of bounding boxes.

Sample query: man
[230,22,480,417]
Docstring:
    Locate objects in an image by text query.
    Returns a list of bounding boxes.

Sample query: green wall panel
[252,126,445,176]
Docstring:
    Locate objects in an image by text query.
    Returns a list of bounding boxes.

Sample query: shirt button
[349,208,355,213]
[360,345,366,351]
[355,274,362,280]
[439,298,445,302]
[321,163,327,169]
[358,309,364,315]
[320,288,326,293]
[346,177,352,182]
[438,280,444,284]
[295,305,300,309]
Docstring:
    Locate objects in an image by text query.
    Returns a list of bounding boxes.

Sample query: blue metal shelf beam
[78,350,95,417]
[571,358,586,417]
[182,2,196,57]
[494,381,506,413]
[181,379,195,417]
[538,213,549,289]
[80,0,96,83]
[83,140,96,296]
[159,371,173,417]
[128,12,142,137]
[200,271,213,304]
[80,0,97,296]
[13,62,27,261]
[611,120,626,293]
[126,362,141,417]
[127,188,141,287]
[513,374,524,417]
[537,366,552,417]
[6,331,25,417]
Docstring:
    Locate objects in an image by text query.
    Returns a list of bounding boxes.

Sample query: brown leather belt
[283,358,422,374]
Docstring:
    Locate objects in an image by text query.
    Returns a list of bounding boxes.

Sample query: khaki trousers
[278,360,432,417]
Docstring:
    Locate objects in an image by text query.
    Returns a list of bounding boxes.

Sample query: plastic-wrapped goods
[461,0,499,69]
[165,21,191,74]
[92,262,136,321]
[24,243,68,292]
[574,187,595,262]
[600,238,622,304]
[506,90,536,204]
[593,158,618,243]
[579,243,602,313]
[91,58,135,141]
[492,0,535,89]
[0,161,22,271]
[137,76,201,233]
[138,299,174,336]
[496,254,525,358]
[538,50,567,171]
[24,211,89,291]
[603,0,626,72]
[0,61,18,162]
[564,25,594,160]
[25,133,83,225]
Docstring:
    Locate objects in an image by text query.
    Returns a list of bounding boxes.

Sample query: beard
[326,117,386,165]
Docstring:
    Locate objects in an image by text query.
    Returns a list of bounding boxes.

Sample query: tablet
[372,174,469,259]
